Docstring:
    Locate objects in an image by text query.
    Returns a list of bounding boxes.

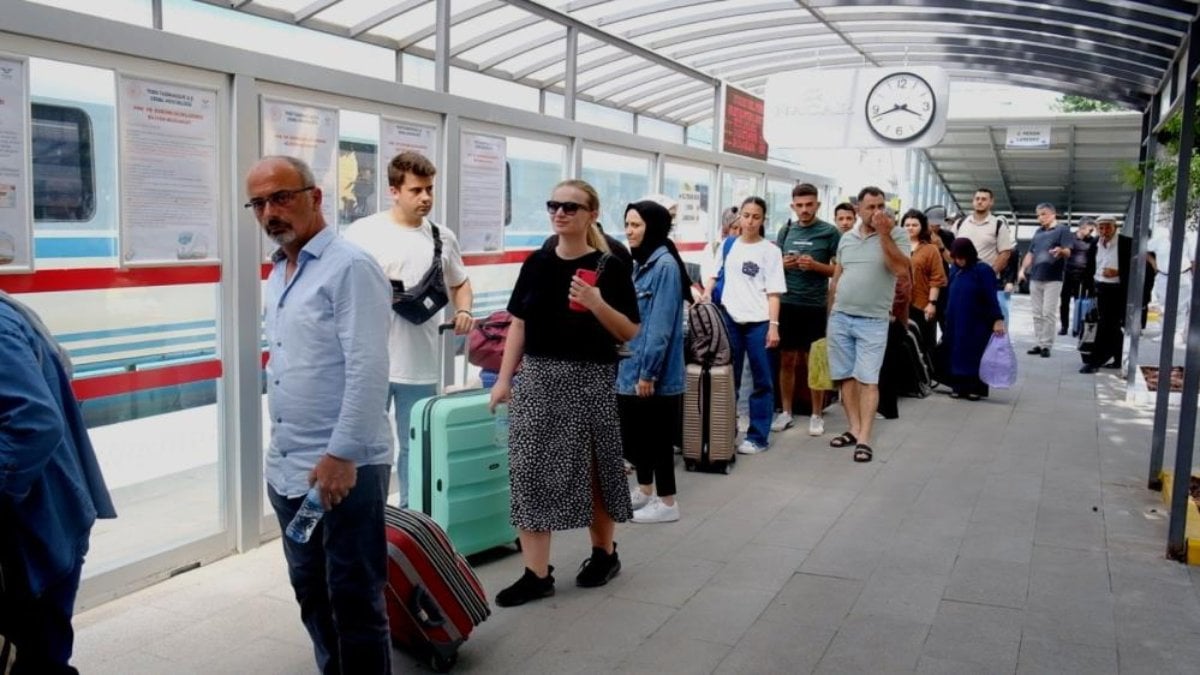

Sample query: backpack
[467,310,513,372]
[686,302,732,367]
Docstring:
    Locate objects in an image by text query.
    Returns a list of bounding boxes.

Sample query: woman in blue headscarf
[944,238,1007,400]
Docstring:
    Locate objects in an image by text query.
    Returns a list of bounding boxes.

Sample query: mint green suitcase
[407,325,516,557]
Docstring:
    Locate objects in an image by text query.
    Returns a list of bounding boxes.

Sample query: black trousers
[1060,267,1088,333]
[618,394,680,498]
[1087,283,1124,367]
[0,515,82,675]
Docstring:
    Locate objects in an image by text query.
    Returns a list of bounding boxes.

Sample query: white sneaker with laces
[632,497,680,523]
[737,439,766,455]
[770,412,794,432]
[630,488,652,511]
[808,415,825,436]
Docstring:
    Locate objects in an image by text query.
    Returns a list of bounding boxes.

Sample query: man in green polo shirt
[774,183,840,436]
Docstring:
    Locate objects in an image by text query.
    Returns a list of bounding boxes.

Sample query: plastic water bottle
[286,486,326,544]
[493,404,509,447]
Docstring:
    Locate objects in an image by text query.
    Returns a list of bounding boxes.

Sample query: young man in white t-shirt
[343,152,473,507]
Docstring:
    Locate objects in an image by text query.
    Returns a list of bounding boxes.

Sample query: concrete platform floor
[72,298,1200,674]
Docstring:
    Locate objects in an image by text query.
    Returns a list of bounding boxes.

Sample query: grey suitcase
[682,363,736,474]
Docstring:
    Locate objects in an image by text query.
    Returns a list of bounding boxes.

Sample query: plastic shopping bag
[808,338,835,391]
[979,333,1017,389]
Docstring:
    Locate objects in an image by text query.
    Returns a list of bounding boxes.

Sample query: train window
[581,147,651,236]
[504,136,566,248]
[765,178,794,240]
[31,103,96,222]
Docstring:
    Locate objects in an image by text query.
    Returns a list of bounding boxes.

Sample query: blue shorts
[827,311,888,385]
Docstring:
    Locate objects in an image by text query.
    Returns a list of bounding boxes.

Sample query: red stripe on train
[0,266,222,293]
[71,359,223,401]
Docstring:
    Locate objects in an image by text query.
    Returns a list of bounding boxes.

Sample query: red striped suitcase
[384,506,490,672]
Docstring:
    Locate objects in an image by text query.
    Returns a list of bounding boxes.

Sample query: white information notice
[0,57,32,272]
[261,98,338,227]
[1006,125,1052,149]
[118,76,220,265]
[458,133,506,253]
[379,119,437,199]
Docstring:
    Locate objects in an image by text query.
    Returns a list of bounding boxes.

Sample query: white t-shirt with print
[709,238,786,324]
[343,211,469,384]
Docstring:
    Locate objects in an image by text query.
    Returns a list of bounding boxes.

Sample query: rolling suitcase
[385,506,490,673]
[682,363,737,474]
[408,324,517,557]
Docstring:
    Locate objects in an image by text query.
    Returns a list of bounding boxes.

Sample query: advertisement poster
[458,133,506,253]
[0,56,31,272]
[260,98,338,228]
[118,76,220,265]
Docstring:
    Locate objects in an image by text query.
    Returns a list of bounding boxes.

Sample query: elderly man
[0,292,115,675]
[1080,216,1125,374]
[248,156,394,674]
[826,186,911,463]
[1018,203,1073,357]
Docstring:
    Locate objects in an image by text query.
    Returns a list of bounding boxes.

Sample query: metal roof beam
[1066,126,1078,216]
[988,125,1023,214]
[451,14,544,58]
[393,1,503,47]
[792,0,879,66]
[294,0,339,24]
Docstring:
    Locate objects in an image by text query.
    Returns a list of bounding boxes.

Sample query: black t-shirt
[508,249,640,363]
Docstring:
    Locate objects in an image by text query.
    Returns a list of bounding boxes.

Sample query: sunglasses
[244,186,315,212]
[546,200,586,215]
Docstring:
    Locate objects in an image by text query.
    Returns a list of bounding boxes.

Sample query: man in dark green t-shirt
[773,183,841,436]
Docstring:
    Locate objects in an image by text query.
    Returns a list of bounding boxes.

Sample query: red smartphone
[569,268,598,312]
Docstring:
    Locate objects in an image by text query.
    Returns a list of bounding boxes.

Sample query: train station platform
[71,297,1200,674]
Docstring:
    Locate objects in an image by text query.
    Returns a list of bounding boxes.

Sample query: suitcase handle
[410,584,448,629]
[436,319,476,393]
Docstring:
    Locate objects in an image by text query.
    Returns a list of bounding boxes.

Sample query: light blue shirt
[264,226,393,498]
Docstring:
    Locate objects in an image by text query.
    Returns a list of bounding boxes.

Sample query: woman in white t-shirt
[702,196,786,454]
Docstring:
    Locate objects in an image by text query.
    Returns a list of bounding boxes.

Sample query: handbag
[467,310,512,372]
[390,223,450,325]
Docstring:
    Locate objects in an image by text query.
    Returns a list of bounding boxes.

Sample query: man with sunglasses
[248,156,394,675]
[344,151,472,509]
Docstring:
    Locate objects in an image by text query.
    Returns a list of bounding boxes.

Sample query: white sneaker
[629,488,652,511]
[808,415,825,436]
[632,497,680,523]
[737,439,766,455]
[770,412,794,432]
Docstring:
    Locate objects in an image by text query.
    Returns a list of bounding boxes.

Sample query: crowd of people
[6,147,1152,674]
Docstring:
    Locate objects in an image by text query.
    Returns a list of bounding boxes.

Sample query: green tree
[1119,104,1200,218]
[1054,95,1125,113]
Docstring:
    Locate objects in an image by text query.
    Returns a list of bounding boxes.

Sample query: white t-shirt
[1148,227,1197,275]
[955,213,1016,267]
[343,211,469,384]
[704,238,786,324]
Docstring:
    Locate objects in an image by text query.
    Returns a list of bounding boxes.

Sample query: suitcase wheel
[684,459,696,472]
[428,651,458,673]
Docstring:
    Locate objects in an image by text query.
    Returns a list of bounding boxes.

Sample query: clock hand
[871,104,903,119]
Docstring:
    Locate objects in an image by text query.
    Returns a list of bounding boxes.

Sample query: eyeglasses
[546,200,586,215]
[244,186,315,212]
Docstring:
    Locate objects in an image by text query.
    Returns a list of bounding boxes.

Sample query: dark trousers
[908,307,936,359]
[1060,267,1088,333]
[618,394,681,498]
[877,320,909,419]
[1087,283,1124,367]
[0,524,83,675]
[269,464,391,675]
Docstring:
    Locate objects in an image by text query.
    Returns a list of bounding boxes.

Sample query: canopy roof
[924,112,1143,219]
[200,0,1197,125]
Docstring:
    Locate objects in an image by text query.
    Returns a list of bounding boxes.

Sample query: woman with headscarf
[944,237,1007,400]
[616,201,690,524]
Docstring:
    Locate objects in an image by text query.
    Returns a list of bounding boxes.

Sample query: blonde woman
[489,179,640,607]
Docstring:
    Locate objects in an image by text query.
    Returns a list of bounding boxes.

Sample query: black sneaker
[1026,346,1043,355]
[576,544,621,588]
[1040,348,1051,358]
[495,566,555,607]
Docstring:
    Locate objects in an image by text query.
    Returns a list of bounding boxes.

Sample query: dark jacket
[0,303,116,596]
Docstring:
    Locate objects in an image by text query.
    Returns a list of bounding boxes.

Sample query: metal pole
[1129,100,1159,405]
[1153,29,1199,495]
[434,0,450,93]
[564,25,577,121]
[1164,29,1200,560]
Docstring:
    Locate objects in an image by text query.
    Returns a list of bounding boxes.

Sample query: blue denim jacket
[0,302,116,596]
[617,246,685,397]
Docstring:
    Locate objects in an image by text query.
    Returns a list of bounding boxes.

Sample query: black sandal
[829,431,857,448]
[853,444,873,463]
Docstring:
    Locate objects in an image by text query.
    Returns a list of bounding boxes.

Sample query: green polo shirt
[776,219,841,307]
[832,225,911,319]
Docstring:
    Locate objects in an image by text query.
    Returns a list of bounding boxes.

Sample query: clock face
[865,72,936,142]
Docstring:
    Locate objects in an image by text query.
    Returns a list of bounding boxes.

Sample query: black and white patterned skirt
[508,355,633,531]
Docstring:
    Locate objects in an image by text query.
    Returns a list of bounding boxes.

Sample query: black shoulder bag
[390,223,450,325]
